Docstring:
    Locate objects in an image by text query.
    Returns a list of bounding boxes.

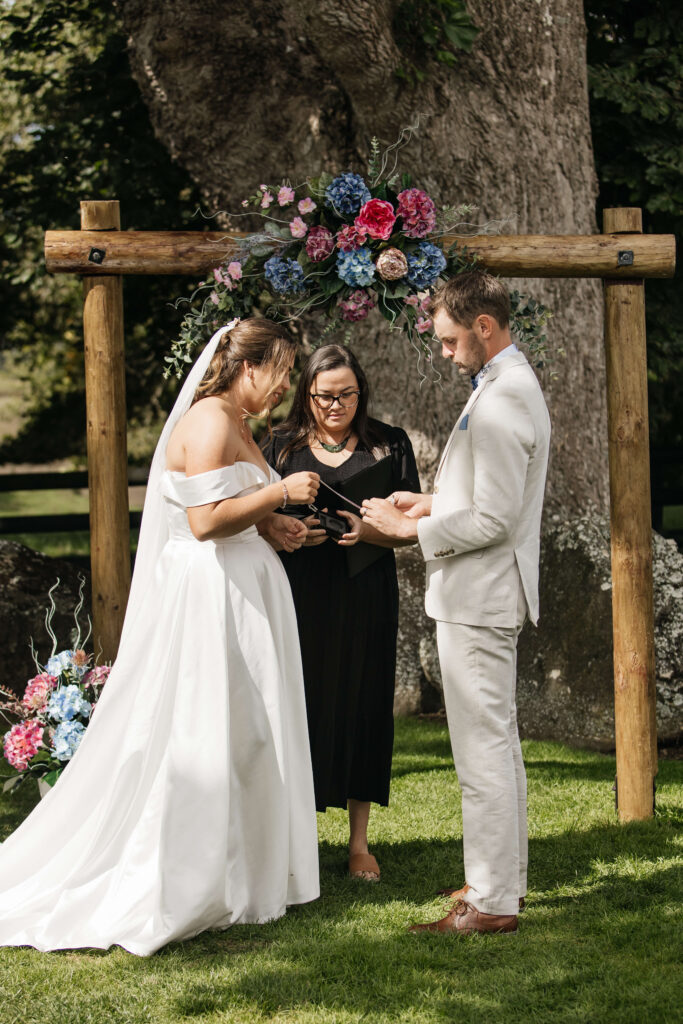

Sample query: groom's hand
[360,498,419,542]
[389,491,433,518]
[389,489,432,516]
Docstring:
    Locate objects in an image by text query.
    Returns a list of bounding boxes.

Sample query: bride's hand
[283,471,320,505]
[336,510,363,547]
[303,513,328,547]
[258,513,307,552]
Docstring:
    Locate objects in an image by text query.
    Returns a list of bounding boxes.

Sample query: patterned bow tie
[471,364,491,390]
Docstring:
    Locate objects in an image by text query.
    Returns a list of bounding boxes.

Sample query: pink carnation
[338,289,377,322]
[290,216,308,239]
[22,673,57,712]
[227,261,243,281]
[278,186,295,206]
[336,223,369,253]
[305,226,335,262]
[416,315,433,334]
[298,197,317,215]
[396,188,437,238]
[3,720,44,772]
[354,199,396,241]
[84,665,111,689]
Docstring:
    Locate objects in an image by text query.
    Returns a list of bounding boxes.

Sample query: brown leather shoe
[409,900,518,936]
[436,883,525,912]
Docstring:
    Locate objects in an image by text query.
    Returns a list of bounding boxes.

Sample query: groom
[361,271,551,936]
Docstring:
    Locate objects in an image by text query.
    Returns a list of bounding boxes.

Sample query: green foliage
[0,0,202,463]
[586,1,683,447]
[393,0,479,84]
[1,720,681,1022]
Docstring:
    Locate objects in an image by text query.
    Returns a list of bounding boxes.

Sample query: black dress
[262,422,419,812]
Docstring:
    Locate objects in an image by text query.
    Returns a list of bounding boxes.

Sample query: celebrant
[262,344,419,882]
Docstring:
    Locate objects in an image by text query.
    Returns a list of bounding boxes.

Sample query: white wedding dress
[0,325,319,956]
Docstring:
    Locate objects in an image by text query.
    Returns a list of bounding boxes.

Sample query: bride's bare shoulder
[167,397,239,471]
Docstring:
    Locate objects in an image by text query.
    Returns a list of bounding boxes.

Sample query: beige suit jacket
[417,351,551,627]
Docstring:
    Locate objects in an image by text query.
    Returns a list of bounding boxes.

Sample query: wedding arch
[44,200,675,822]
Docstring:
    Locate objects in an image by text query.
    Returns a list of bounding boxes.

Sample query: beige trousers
[435,585,527,917]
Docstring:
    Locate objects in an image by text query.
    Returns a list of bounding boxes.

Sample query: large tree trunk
[117,0,608,511]
[117,0,640,730]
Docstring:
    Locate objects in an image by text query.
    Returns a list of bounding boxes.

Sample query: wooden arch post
[81,201,130,662]
[603,208,657,820]
[44,208,676,820]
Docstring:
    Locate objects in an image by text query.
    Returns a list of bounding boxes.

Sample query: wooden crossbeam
[44,230,676,279]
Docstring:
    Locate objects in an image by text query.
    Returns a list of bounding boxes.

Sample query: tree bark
[117,0,608,511]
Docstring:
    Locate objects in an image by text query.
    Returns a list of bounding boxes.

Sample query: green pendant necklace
[316,433,351,453]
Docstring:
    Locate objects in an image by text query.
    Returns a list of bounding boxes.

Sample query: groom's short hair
[429,271,511,329]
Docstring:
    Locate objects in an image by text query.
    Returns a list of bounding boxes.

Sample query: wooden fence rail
[0,469,147,535]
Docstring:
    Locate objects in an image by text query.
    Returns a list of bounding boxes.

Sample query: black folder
[317,455,395,577]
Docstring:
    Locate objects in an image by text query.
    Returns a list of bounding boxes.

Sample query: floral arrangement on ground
[0,579,110,795]
[167,136,552,380]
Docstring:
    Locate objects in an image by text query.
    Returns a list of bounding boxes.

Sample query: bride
[0,317,321,956]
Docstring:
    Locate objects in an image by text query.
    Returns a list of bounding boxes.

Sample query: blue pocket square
[459,414,469,430]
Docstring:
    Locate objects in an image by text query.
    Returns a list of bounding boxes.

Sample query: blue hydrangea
[336,248,376,287]
[264,256,306,294]
[405,241,448,290]
[325,173,371,216]
[45,650,76,677]
[47,684,92,723]
[51,720,87,761]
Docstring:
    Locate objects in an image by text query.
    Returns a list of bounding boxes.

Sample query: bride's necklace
[315,432,351,453]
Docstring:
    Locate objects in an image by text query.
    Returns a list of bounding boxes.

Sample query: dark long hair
[270,344,388,470]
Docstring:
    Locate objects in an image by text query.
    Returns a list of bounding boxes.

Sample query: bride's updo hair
[193,318,296,404]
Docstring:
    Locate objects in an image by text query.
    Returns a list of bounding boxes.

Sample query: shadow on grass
[160,856,682,1023]
[145,810,683,1024]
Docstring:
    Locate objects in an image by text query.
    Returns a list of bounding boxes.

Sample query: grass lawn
[0,718,681,1024]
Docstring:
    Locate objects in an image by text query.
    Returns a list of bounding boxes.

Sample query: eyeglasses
[311,390,360,410]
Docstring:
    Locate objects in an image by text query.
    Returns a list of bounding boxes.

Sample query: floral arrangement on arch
[167,136,551,380]
[0,579,111,796]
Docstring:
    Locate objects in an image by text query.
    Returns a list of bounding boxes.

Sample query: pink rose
[227,261,242,281]
[22,673,57,712]
[336,223,369,252]
[397,188,437,238]
[416,315,433,334]
[278,186,295,206]
[305,226,335,262]
[210,291,220,305]
[260,191,274,209]
[289,216,308,238]
[298,197,317,215]
[3,720,44,772]
[404,294,420,307]
[354,199,397,241]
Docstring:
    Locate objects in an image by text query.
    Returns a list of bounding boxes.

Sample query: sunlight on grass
[0,719,681,1024]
